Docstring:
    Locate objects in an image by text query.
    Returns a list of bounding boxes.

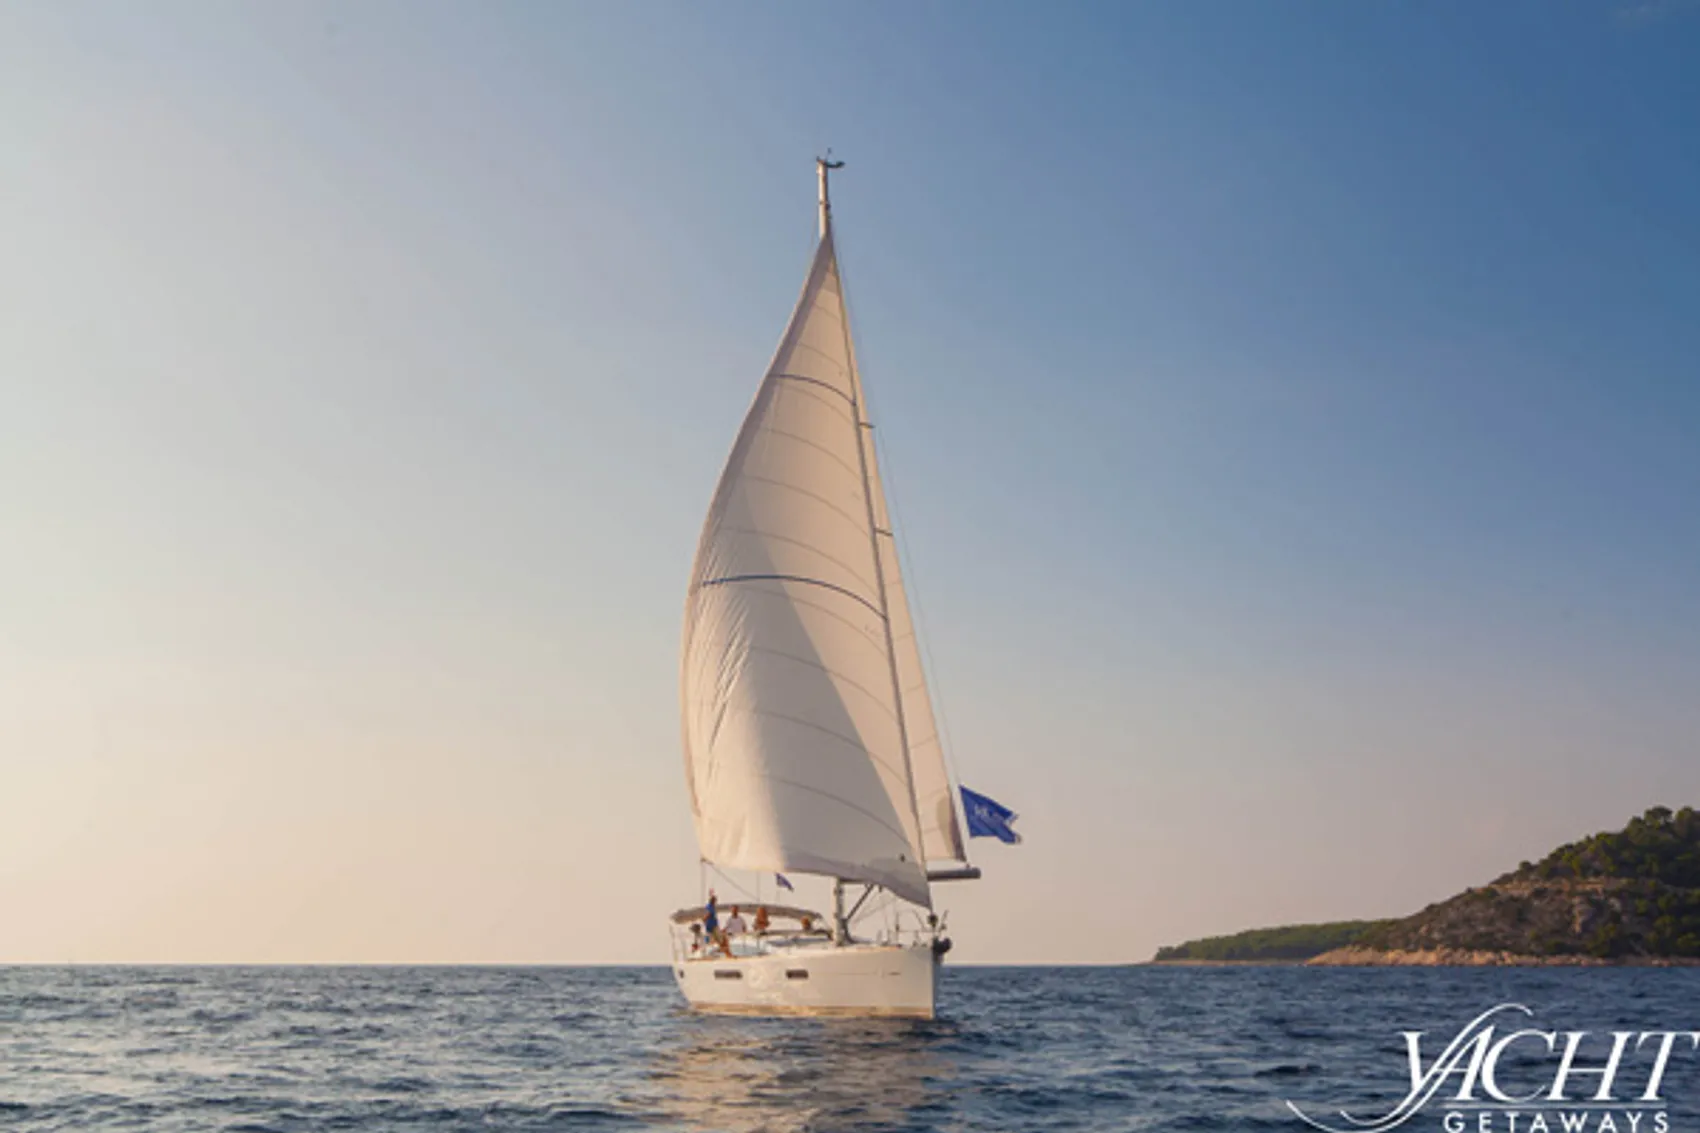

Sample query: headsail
[680,221,932,907]
[860,398,969,865]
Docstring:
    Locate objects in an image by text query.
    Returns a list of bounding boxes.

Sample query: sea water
[3,965,1698,1131]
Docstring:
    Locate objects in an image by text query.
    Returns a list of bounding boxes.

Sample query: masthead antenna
[817,150,844,238]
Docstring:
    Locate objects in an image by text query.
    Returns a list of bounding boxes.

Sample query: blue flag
[775,873,794,892]
[961,786,1022,844]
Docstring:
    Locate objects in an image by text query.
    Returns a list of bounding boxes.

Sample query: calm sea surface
[3,966,1699,1131]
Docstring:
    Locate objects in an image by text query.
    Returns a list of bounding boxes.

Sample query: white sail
[864,446,969,865]
[680,230,931,908]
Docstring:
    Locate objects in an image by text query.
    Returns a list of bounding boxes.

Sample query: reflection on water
[5,966,1700,1132]
[648,1016,955,1133]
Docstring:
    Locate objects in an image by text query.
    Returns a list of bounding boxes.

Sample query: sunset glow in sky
[3,2,1698,963]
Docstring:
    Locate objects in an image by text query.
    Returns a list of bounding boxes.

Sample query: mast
[821,152,854,943]
[832,878,849,944]
[817,153,843,238]
[828,155,932,916]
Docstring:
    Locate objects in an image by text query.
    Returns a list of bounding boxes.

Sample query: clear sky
[3,1,1697,964]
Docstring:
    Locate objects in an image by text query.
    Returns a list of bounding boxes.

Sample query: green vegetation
[1156,808,1700,965]
[1509,805,1700,888]
[1153,920,1390,963]
[1353,806,1700,961]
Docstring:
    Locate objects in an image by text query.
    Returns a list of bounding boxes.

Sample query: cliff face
[1311,806,1700,965]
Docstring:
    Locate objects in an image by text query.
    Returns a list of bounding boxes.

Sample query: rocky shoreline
[1145,958,1297,967]
[1308,946,1700,967]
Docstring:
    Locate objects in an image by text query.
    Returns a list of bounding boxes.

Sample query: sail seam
[770,371,854,407]
[710,527,880,598]
[718,704,911,807]
[736,474,870,539]
[764,776,912,847]
[757,425,862,480]
[766,383,857,430]
[810,284,846,316]
[742,645,901,725]
[728,584,884,647]
[786,338,849,373]
[698,573,885,619]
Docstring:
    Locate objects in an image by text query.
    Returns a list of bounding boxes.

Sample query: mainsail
[679,169,966,908]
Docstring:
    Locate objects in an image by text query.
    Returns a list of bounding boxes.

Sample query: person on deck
[724,906,747,938]
[753,906,770,935]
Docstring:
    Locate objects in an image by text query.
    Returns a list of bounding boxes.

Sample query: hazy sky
[3,1,1698,964]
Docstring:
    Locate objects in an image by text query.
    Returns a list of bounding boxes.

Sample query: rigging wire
[833,221,974,859]
[704,864,762,906]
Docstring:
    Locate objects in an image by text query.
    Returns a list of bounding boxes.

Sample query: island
[1153,920,1389,963]
[1154,806,1700,966]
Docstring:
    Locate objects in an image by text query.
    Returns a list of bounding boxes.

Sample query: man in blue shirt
[702,890,720,953]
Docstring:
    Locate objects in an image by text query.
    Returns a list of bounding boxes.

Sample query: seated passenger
[724,906,747,937]
[753,905,771,935]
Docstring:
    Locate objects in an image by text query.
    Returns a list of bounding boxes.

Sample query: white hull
[673,941,938,1018]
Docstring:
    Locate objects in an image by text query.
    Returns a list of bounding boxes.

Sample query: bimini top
[668,904,823,926]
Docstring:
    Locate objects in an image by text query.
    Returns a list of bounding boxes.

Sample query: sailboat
[670,159,1004,1018]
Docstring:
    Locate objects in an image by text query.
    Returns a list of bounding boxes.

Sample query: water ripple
[2,966,1699,1131]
